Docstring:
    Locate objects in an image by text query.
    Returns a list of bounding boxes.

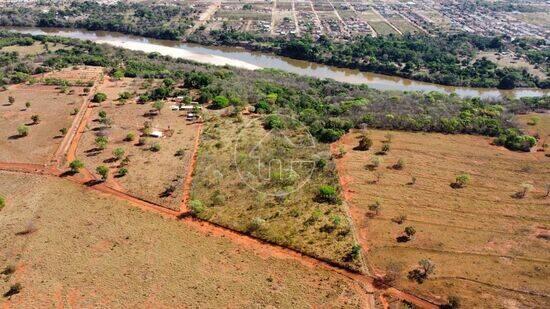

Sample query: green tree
[95,136,108,150]
[112,148,125,160]
[17,125,28,137]
[96,165,109,180]
[453,173,470,188]
[69,159,84,173]
[211,96,229,109]
[152,101,165,114]
[31,115,40,124]
[356,135,372,151]
[25,102,31,109]
[59,128,68,136]
[92,93,107,103]
[8,96,15,105]
[0,195,5,211]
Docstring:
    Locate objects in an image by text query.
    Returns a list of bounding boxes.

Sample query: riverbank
[2,26,548,99]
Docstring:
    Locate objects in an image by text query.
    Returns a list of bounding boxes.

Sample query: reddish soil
[179,122,203,213]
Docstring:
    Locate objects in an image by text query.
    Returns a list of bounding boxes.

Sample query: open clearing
[334,128,550,308]
[75,78,200,210]
[0,84,86,164]
[0,171,368,308]
[0,42,68,57]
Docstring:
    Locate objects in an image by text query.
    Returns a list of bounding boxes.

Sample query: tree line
[0,31,546,152]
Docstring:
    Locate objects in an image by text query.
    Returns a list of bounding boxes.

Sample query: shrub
[117,167,128,177]
[138,137,147,146]
[31,115,40,124]
[391,215,407,224]
[152,100,165,114]
[441,296,461,309]
[210,190,226,206]
[393,158,405,170]
[515,182,534,198]
[408,259,435,283]
[17,125,28,137]
[317,185,338,203]
[347,244,362,261]
[8,96,15,105]
[368,200,381,215]
[356,135,372,151]
[0,195,5,211]
[112,148,125,160]
[125,132,135,142]
[92,92,107,103]
[70,108,79,115]
[453,173,470,188]
[59,127,67,135]
[120,156,130,167]
[404,226,416,238]
[150,143,161,152]
[98,110,107,119]
[95,136,108,150]
[248,217,265,232]
[69,160,84,173]
[175,148,185,157]
[96,165,109,180]
[189,199,205,215]
[379,143,391,154]
[25,102,31,109]
[494,129,536,152]
[263,115,285,130]
[211,95,230,109]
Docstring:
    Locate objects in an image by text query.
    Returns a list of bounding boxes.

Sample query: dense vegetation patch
[0,31,546,152]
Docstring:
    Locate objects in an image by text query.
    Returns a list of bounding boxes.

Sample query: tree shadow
[8,134,25,140]
[84,179,103,187]
[60,170,77,177]
[396,235,410,243]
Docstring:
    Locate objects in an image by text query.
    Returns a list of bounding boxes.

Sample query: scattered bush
[59,127,67,136]
[441,296,461,309]
[391,214,407,224]
[393,158,405,170]
[356,135,372,151]
[408,259,435,283]
[211,95,229,109]
[125,132,135,141]
[25,101,31,109]
[69,159,84,173]
[98,110,107,119]
[17,125,28,137]
[117,167,128,177]
[248,217,265,232]
[494,129,536,152]
[263,114,285,130]
[452,173,470,189]
[0,195,5,211]
[7,96,15,105]
[404,226,416,239]
[150,143,161,152]
[345,244,362,261]
[175,148,185,157]
[92,92,107,103]
[368,200,381,215]
[152,100,165,114]
[95,136,108,150]
[317,185,339,204]
[514,182,534,198]
[112,148,125,160]
[96,165,109,180]
[379,143,391,155]
[189,199,205,215]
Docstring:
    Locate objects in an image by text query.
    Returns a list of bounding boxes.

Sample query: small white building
[149,130,163,138]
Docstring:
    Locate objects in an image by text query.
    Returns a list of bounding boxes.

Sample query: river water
[4,27,548,99]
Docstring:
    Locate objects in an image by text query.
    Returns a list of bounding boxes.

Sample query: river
[3,27,548,99]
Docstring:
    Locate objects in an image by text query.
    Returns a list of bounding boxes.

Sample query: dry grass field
[362,9,399,36]
[0,171,368,308]
[0,42,68,57]
[190,112,364,271]
[334,127,550,308]
[40,66,103,85]
[75,78,200,210]
[0,84,85,164]
[517,112,550,150]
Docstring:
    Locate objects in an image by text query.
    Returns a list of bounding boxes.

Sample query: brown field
[190,112,364,271]
[334,129,550,308]
[75,78,200,210]
[0,84,86,164]
[0,171,368,308]
[40,66,104,84]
